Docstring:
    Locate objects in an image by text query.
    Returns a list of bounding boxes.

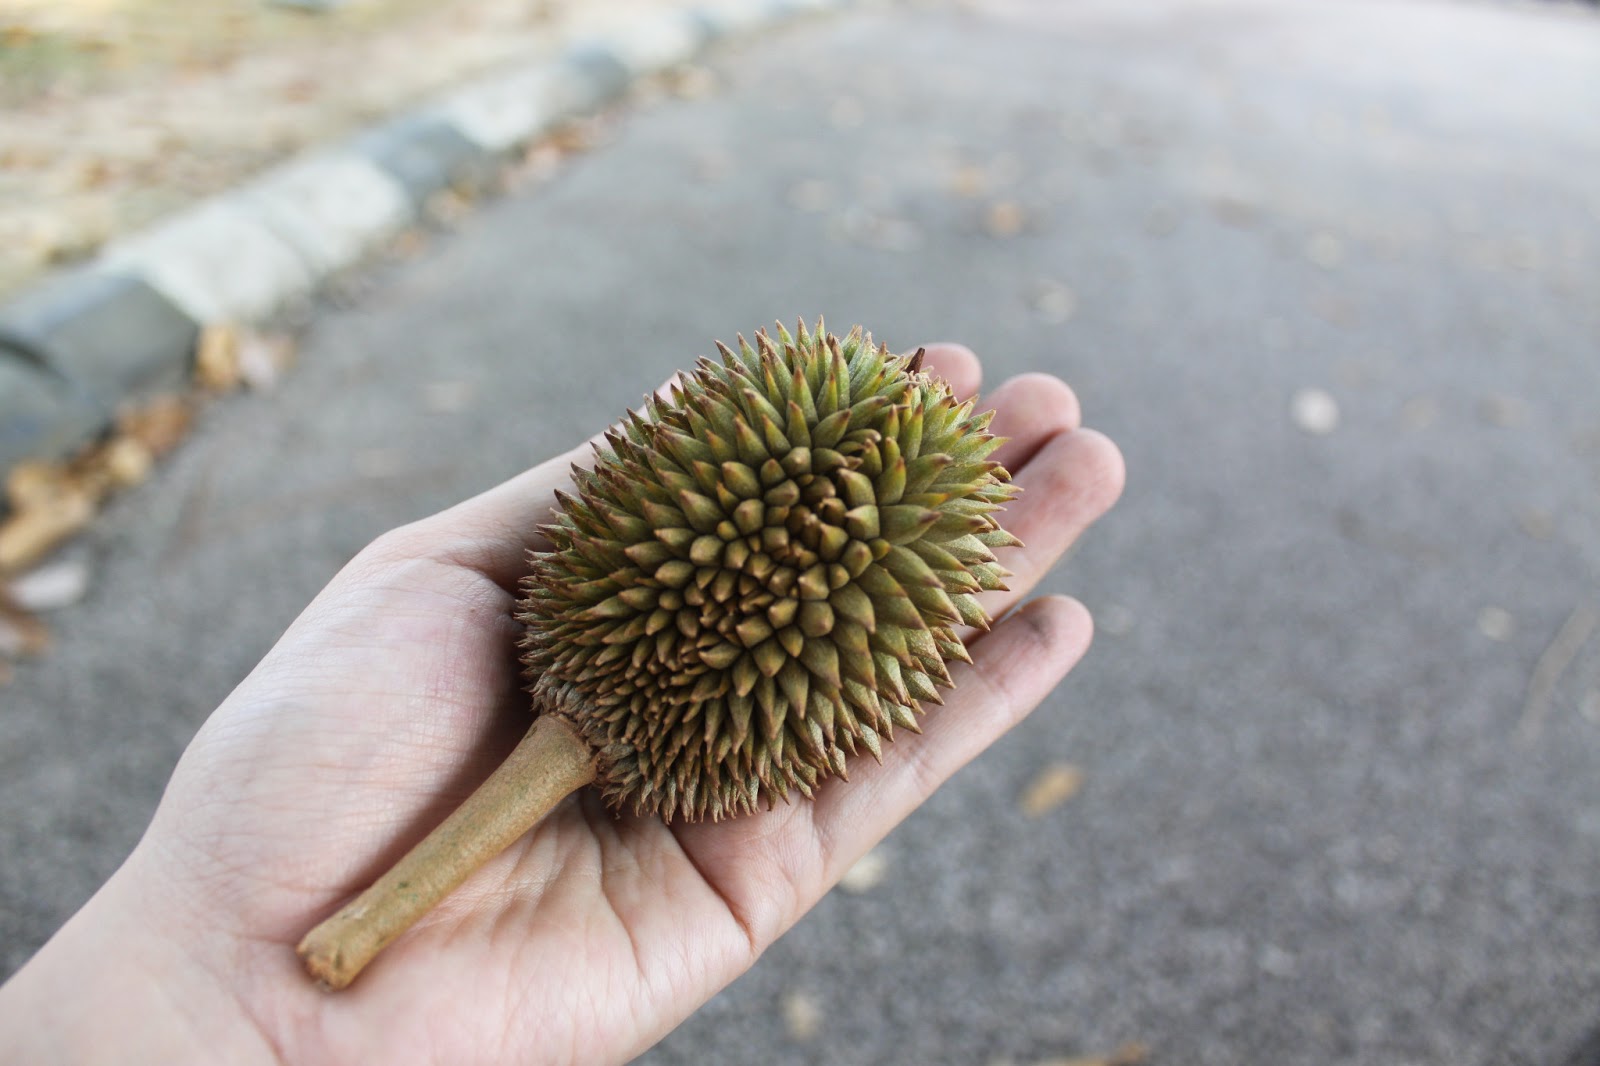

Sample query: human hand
[0,344,1123,1066]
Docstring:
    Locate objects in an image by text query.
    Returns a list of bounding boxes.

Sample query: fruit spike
[297,320,1020,989]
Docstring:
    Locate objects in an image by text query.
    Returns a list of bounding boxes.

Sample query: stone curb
[0,0,853,480]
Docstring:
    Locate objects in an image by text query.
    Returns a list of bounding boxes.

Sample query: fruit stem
[296,714,597,990]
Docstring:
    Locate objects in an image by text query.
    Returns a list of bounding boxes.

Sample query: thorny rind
[517,319,1020,822]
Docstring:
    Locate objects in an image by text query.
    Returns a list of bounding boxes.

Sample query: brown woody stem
[296,714,597,990]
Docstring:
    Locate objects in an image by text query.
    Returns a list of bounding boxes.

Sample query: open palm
[5,344,1123,1066]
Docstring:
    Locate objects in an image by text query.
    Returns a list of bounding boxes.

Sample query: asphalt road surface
[3,1,1599,1063]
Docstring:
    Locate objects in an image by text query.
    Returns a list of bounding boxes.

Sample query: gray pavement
[4,0,1600,1063]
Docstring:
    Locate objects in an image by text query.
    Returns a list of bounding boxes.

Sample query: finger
[967,427,1125,640]
[915,342,981,401]
[809,595,1093,874]
[981,372,1082,473]
[670,594,1094,950]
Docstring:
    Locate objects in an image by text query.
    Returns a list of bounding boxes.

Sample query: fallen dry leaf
[97,436,154,489]
[117,395,194,457]
[547,117,607,154]
[195,322,242,392]
[0,597,52,656]
[386,227,430,259]
[50,435,143,502]
[1516,603,1598,745]
[0,486,96,575]
[950,163,986,198]
[985,200,1026,238]
[5,459,70,512]
[425,188,472,225]
[1020,762,1084,817]
[665,64,716,99]
[508,142,565,187]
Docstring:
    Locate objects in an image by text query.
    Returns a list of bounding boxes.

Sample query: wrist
[0,866,280,1066]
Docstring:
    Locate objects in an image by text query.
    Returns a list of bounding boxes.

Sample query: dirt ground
[0,0,696,300]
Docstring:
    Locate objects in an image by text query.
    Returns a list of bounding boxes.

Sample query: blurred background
[0,0,696,298]
[2,1,1598,1063]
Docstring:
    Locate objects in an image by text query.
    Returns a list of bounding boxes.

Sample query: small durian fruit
[297,320,1019,988]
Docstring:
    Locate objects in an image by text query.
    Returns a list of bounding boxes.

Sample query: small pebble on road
[5,557,92,612]
[1029,279,1078,323]
[1477,606,1515,642]
[782,990,821,1041]
[838,848,889,893]
[1291,388,1340,435]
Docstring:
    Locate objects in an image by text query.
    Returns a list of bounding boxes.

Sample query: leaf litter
[1019,762,1085,817]
[0,322,294,684]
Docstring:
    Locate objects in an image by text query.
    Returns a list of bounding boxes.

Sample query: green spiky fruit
[517,320,1019,821]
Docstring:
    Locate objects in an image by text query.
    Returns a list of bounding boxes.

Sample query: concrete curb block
[599,12,711,76]
[0,271,197,416]
[429,65,572,154]
[98,199,319,326]
[238,153,414,277]
[0,0,853,488]
[0,364,107,474]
